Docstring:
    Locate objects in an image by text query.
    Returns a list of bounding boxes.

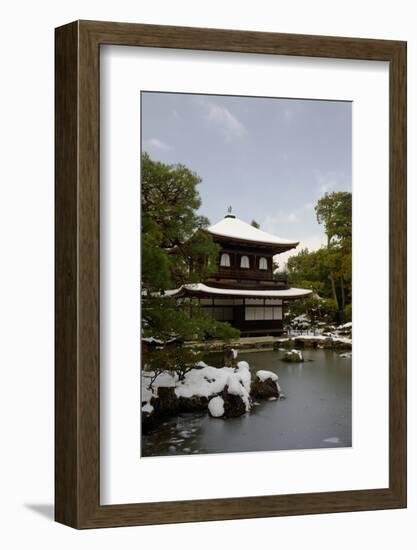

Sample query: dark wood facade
[196,215,299,335]
[205,235,292,292]
[196,296,285,336]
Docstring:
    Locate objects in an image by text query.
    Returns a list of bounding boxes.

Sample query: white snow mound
[208,396,225,418]
[256,370,279,382]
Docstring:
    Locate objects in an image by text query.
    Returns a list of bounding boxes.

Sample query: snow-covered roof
[164,283,312,299]
[207,216,299,248]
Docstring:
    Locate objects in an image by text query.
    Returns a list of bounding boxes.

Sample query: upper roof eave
[205,216,299,250]
[205,230,299,251]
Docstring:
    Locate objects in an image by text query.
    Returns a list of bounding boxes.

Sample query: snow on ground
[281,334,352,345]
[293,314,309,322]
[208,396,225,417]
[331,337,352,344]
[142,336,179,345]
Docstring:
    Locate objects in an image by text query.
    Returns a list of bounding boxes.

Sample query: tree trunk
[340,277,346,310]
[329,273,339,309]
[329,273,342,324]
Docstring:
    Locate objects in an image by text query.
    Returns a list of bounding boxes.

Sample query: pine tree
[141,153,239,381]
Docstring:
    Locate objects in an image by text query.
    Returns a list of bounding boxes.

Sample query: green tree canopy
[315,191,352,247]
[141,153,239,377]
[287,191,352,324]
[142,152,220,292]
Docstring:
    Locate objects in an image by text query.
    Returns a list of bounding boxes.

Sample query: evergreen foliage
[141,153,239,378]
[286,191,352,324]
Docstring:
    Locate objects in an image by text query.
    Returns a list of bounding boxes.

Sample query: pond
[141,348,352,457]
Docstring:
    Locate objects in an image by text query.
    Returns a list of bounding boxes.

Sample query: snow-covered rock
[141,402,154,414]
[256,370,278,383]
[141,359,286,429]
[224,347,238,368]
[283,349,304,362]
[178,395,209,412]
[208,379,250,419]
[174,363,251,402]
[141,361,255,430]
[226,374,251,412]
[153,386,179,416]
[221,386,247,418]
[251,370,281,399]
[208,396,225,418]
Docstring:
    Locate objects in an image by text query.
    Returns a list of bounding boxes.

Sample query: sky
[141,92,352,266]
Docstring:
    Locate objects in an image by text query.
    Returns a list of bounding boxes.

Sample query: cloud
[314,170,350,195]
[286,212,299,223]
[261,212,327,268]
[197,99,246,141]
[145,138,173,151]
[274,234,327,268]
[281,202,316,224]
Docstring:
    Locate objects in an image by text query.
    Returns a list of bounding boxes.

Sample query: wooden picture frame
[55,20,407,528]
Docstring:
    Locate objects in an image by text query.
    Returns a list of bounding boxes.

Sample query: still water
[141,349,352,457]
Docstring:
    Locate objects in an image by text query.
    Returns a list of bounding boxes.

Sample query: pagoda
[167,214,312,336]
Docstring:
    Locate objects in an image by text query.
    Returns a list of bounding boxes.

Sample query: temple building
[168,214,312,336]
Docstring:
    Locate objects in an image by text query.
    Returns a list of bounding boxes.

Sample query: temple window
[245,306,282,321]
[259,257,268,270]
[220,253,231,267]
[240,255,250,269]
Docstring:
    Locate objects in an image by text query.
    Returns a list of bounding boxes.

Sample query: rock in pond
[283,349,304,362]
[222,385,247,417]
[152,386,179,417]
[208,386,248,419]
[251,370,280,399]
[178,395,209,412]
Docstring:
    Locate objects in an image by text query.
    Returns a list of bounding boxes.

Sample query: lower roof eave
[163,283,312,300]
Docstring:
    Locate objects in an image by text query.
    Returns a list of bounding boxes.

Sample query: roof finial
[225,205,235,219]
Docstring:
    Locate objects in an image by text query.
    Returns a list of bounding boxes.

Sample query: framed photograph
[55,20,406,528]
